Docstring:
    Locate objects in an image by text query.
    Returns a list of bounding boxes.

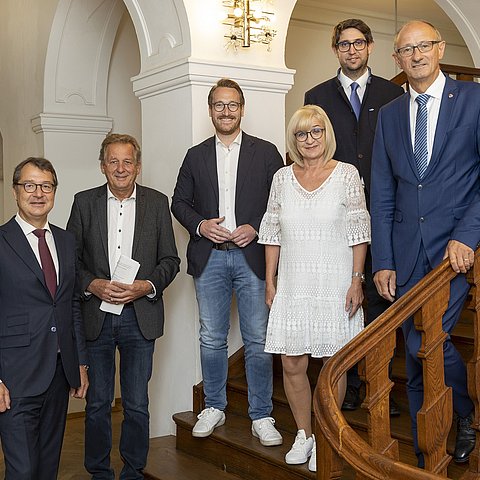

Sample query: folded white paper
[100,255,140,315]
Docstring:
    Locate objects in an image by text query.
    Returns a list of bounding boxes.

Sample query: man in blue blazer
[371,20,480,466]
[172,78,284,446]
[0,157,88,479]
[305,18,404,414]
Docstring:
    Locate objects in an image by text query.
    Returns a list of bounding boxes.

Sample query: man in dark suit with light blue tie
[0,157,89,479]
[371,20,480,466]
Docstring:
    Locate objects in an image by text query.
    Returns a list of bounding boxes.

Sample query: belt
[213,241,240,251]
[124,302,134,308]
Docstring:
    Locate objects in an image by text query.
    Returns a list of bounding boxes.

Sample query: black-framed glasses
[294,127,325,142]
[336,39,367,52]
[395,40,442,58]
[15,182,56,193]
[211,101,242,112]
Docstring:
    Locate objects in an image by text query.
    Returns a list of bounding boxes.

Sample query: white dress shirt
[215,131,242,232]
[409,72,446,166]
[338,68,370,103]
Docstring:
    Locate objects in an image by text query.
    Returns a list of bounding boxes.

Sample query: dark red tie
[33,229,57,298]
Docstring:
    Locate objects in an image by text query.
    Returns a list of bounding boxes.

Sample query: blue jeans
[84,306,155,480]
[194,248,273,420]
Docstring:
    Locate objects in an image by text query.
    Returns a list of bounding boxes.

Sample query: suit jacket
[371,75,480,285]
[305,73,404,205]
[66,184,180,341]
[171,132,284,279]
[0,218,87,397]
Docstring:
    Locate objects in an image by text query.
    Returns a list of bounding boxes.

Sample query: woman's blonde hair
[286,105,336,167]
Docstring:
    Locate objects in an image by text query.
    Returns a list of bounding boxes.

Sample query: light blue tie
[414,94,430,178]
[350,82,361,120]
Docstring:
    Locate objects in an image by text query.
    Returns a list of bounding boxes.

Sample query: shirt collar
[338,67,370,91]
[107,184,137,201]
[215,130,242,149]
[409,71,446,101]
[15,213,51,235]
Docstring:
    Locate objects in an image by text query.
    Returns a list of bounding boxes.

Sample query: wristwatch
[352,271,366,283]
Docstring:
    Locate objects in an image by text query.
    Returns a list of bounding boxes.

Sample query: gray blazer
[67,184,180,341]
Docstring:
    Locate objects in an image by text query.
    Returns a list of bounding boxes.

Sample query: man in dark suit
[371,20,480,466]
[172,78,284,445]
[0,157,88,479]
[67,134,180,479]
[305,18,404,413]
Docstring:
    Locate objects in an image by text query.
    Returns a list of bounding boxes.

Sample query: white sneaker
[285,429,314,464]
[192,407,225,437]
[251,417,283,446]
[308,435,317,472]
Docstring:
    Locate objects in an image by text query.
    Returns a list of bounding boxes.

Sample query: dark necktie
[414,94,431,178]
[33,229,57,298]
[350,82,361,120]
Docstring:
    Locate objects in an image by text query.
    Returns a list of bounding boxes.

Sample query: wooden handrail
[313,249,480,479]
[391,63,480,86]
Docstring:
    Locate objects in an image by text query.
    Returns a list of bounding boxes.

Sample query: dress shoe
[453,413,476,463]
[342,386,360,411]
[252,417,283,446]
[389,397,401,417]
[192,407,225,437]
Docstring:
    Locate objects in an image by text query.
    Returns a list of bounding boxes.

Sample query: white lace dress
[258,162,371,358]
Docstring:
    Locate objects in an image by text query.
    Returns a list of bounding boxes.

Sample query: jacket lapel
[426,77,457,177]
[96,186,109,263]
[236,133,255,200]
[205,137,219,207]
[2,218,48,294]
[133,184,145,257]
[400,93,420,180]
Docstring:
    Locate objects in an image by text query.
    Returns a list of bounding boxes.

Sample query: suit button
[420,217,425,223]
[51,326,57,332]
[418,184,423,190]
[358,154,363,159]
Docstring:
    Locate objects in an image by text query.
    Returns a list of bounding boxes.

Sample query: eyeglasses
[15,182,56,193]
[211,101,242,112]
[336,39,367,53]
[395,40,442,58]
[294,127,325,142]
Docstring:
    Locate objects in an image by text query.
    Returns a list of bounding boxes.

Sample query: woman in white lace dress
[258,105,370,471]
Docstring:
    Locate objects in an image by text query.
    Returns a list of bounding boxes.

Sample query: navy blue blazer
[305,73,404,204]
[0,218,87,397]
[371,75,480,285]
[171,132,284,279]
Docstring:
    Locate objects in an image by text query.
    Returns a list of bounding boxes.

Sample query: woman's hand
[265,282,276,308]
[345,279,364,318]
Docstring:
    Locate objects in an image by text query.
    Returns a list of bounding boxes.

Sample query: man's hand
[88,279,152,304]
[71,366,89,399]
[231,224,257,248]
[374,270,397,302]
[444,240,474,274]
[199,217,232,243]
[0,383,11,413]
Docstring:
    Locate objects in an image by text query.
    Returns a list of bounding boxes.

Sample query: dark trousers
[0,355,70,480]
[347,248,392,389]
[84,306,155,480]
[397,246,473,456]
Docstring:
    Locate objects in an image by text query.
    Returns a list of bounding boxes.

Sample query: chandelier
[222,0,276,51]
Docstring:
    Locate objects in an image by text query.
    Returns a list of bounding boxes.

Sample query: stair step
[174,411,316,480]
[144,435,244,480]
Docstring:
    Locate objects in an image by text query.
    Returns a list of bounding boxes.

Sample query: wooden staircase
[142,316,473,479]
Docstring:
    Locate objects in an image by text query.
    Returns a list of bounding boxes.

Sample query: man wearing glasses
[305,18,404,414]
[371,20,480,467]
[0,158,88,479]
[172,78,284,444]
